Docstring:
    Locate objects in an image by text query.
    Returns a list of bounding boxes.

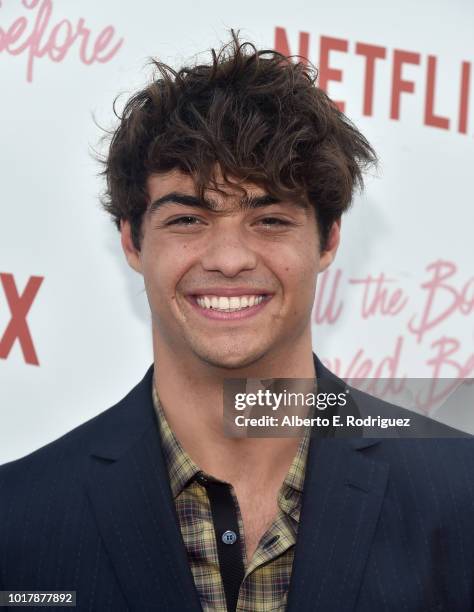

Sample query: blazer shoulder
[0,366,156,573]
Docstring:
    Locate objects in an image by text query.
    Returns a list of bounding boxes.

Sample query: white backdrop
[1,0,473,463]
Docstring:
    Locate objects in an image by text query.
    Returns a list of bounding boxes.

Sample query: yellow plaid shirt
[152,384,311,612]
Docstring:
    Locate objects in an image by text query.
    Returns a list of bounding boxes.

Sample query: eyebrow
[148,192,307,214]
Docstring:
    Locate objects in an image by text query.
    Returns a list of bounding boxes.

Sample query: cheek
[140,251,173,306]
[278,249,319,310]
[278,246,319,284]
[143,237,182,276]
[141,240,198,299]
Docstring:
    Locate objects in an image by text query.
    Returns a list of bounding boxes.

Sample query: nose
[200,222,258,277]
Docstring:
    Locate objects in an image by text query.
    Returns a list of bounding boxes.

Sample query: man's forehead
[148,169,268,200]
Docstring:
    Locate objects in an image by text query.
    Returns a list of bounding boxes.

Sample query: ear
[120,220,143,274]
[318,219,341,273]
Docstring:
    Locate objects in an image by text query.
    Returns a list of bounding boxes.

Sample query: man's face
[122,168,339,369]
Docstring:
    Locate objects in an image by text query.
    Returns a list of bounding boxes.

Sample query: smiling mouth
[190,294,271,314]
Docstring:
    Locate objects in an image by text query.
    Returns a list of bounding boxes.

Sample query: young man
[1,35,473,612]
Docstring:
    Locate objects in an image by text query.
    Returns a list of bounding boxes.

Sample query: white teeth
[195,294,267,311]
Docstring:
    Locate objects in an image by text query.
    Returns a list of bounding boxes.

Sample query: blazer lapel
[286,437,389,612]
[85,367,202,612]
[285,358,390,612]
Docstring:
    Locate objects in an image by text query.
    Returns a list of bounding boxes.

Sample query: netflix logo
[0,273,43,366]
[275,27,472,135]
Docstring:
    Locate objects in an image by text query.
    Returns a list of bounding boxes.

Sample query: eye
[257,217,292,228]
[166,216,202,226]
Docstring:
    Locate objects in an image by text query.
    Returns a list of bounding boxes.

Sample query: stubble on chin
[188,338,269,371]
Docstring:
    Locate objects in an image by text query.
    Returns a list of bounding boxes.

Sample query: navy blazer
[1,357,474,611]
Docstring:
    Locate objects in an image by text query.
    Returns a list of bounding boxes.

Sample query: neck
[153,328,315,485]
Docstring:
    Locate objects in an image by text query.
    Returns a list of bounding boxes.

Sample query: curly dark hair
[100,31,376,251]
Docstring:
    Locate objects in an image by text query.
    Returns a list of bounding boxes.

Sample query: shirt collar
[152,383,201,498]
[278,428,310,522]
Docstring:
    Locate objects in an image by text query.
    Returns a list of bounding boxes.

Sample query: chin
[191,342,268,371]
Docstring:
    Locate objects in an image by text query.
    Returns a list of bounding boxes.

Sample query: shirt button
[222,530,238,545]
[196,473,207,485]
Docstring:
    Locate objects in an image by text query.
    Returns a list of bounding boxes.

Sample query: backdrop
[1,0,473,463]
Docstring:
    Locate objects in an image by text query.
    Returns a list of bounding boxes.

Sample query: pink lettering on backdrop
[315,260,474,413]
[349,273,408,318]
[313,269,343,324]
[414,337,474,410]
[321,336,405,381]
[409,260,474,343]
[0,0,123,82]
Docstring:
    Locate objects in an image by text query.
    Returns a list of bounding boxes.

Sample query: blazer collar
[88,364,156,462]
[285,431,389,612]
[86,364,203,611]
[287,354,389,611]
